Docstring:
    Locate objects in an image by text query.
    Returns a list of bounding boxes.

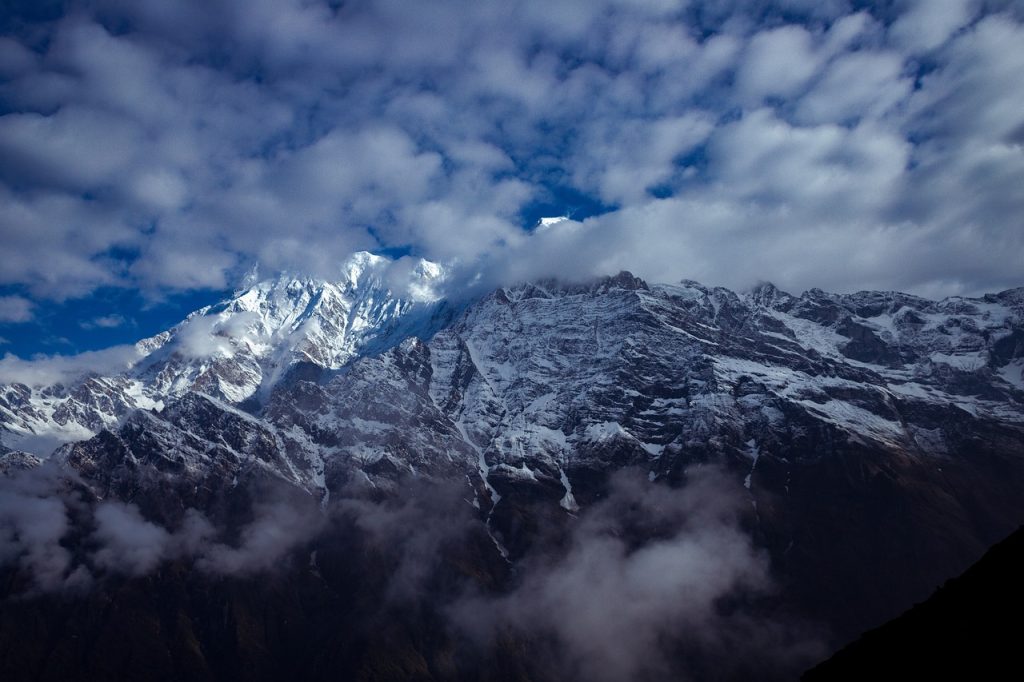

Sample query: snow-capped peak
[341,250,390,289]
[0,251,456,453]
[162,251,451,381]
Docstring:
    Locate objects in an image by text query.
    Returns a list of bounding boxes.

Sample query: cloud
[169,310,264,359]
[1,459,820,678]
[889,0,975,53]
[795,50,912,125]
[451,469,824,681]
[88,497,321,579]
[0,463,322,587]
[91,503,220,576]
[735,25,821,104]
[571,112,716,205]
[172,314,235,359]
[335,477,478,603]
[0,295,33,322]
[92,501,174,575]
[0,344,143,387]
[198,499,323,575]
[0,0,1020,308]
[80,314,127,329]
[0,462,90,591]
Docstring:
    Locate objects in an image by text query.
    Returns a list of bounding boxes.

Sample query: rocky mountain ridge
[2,257,1024,671]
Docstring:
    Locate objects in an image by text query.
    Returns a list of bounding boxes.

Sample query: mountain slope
[1,263,1024,679]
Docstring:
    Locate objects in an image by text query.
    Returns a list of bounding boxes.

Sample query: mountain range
[2,251,1023,681]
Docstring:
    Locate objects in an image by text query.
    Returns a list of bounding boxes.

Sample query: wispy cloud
[0,295,33,322]
[0,345,143,386]
[80,313,128,329]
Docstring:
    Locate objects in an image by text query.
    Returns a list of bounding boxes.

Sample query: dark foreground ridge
[804,524,1024,680]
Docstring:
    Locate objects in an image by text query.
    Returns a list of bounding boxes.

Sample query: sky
[1,0,1023,358]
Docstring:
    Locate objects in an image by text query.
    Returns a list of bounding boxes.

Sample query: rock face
[2,261,1024,680]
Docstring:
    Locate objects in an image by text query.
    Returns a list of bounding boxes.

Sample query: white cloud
[708,110,910,214]
[0,295,33,323]
[128,170,189,211]
[81,314,127,329]
[796,50,912,124]
[0,464,91,591]
[172,314,236,359]
[0,345,143,387]
[890,0,976,53]
[452,469,823,681]
[92,502,173,575]
[572,112,716,205]
[0,37,37,77]
[0,106,145,190]
[735,25,821,103]
[0,0,1020,305]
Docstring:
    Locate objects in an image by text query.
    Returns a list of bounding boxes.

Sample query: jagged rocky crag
[2,253,1024,680]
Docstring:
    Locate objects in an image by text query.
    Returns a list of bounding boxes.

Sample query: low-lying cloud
[452,469,823,681]
[0,463,323,590]
[0,460,821,679]
[0,462,91,591]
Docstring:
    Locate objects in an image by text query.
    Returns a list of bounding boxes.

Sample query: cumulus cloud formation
[0,0,1021,307]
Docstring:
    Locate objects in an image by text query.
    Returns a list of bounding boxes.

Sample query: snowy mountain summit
[0,252,456,453]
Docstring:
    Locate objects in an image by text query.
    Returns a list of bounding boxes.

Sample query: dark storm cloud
[0,0,1021,304]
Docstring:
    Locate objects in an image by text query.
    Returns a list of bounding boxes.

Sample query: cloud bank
[0,462,324,591]
[0,0,1021,307]
[0,463,819,678]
